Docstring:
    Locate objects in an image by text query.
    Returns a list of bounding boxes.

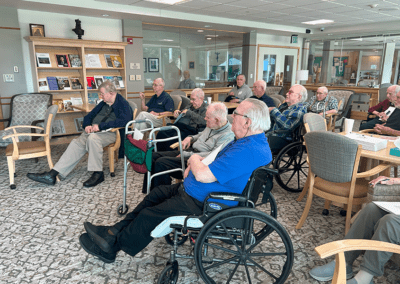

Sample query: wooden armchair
[3,105,58,189]
[315,240,400,284]
[157,95,182,126]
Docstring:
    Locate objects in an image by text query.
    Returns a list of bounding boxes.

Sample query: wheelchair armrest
[206,192,248,203]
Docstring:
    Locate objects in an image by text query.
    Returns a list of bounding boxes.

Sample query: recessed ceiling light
[302,19,334,25]
[206,34,218,37]
[160,39,174,41]
[328,33,333,35]
[204,25,211,28]
[206,38,212,40]
[102,14,110,17]
[350,38,363,41]
[144,0,192,4]
[197,30,204,33]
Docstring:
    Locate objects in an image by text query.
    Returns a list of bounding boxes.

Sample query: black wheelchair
[269,124,308,193]
[154,166,294,284]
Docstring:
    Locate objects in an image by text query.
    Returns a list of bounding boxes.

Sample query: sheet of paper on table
[373,201,400,215]
[345,133,387,151]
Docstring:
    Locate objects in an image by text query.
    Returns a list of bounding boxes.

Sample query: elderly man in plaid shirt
[266,84,308,154]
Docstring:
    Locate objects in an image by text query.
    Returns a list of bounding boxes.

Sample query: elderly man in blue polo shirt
[79,98,273,263]
[136,78,174,130]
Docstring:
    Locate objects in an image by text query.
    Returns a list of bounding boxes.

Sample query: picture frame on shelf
[29,24,45,37]
[189,61,195,69]
[143,58,147,73]
[148,58,159,72]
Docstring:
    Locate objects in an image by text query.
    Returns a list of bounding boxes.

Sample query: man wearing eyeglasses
[142,102,234,192]
[27,81,133,187]
[266,84,308,154]
[136,78,174,130]
[79,98,272,264]
[304,86,338,116]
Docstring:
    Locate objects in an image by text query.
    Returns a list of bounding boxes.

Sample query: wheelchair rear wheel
[194,208,293,284]
[274,141,308,192]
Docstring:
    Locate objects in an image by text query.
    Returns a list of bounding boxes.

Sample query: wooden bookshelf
[25,37,128,136]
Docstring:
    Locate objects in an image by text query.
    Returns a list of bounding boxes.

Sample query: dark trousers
[266,134,291,155]
[142,150,188,192]
[114,183,203,258]
[155,122,197,152]
[359,117,383,131]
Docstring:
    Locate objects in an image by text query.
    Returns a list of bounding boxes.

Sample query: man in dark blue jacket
[27,81,133,187]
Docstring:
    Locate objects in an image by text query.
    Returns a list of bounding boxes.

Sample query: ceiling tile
[173,0,221,9]
[201,3,247,12]
[280,0,322,5]
[227,0,271,8]
[95,0,142,4]
[271,6,313,14]
[302,1,346,10]
[131,1,171,9]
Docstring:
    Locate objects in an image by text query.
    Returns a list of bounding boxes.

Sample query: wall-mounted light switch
[129,75,135,81]
[3,74,14,82]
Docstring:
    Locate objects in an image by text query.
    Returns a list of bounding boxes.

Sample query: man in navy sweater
[27,81,133,187]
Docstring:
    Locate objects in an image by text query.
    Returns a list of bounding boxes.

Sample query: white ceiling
[3,0,400,49]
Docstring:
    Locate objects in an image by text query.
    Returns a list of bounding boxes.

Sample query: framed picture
[143,58,147,73]
[189,61,195,69]
[29,24,45,37]
[148,58,159,72]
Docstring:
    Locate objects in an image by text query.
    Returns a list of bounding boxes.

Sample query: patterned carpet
[0,142,398,284]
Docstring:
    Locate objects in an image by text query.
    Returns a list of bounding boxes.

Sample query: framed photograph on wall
[29,24,45,37]
[143,58,147,73]
[148,58,159,72]
[189,61,195,69]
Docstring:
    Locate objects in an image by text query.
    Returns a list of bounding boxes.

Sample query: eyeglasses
[287,90,300,95]
[233,110,248,118]
[152,83,162,87]
[316,92,325,95]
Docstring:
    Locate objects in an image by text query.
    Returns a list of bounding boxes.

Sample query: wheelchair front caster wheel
[340,209,347,216]
[322,209,329,216]
[157,261,179,284]
[10,184,16,189]
[165,231,188,246]
[117,204,129,216]
[110,172,115,177]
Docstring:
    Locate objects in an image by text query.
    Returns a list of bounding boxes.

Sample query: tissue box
[389,147,400,157]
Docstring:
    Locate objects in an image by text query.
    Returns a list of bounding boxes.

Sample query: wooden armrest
[315,239,400,259]
[356,162,392,178]
[157,112,175,119]
[359,129,375,133]
[71,104,86,112]
[170,142,179,149]
[5,125,45,131]
[3,133,47,140]
[109,127,123,133]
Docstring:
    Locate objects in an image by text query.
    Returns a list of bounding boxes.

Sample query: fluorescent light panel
[144,0,191,4]
[302,19,334,25]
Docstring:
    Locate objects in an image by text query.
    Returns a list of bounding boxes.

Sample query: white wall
[17,10,122,92]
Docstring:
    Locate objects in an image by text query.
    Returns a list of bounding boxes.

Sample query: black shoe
[27,172,56,185]
[79,233,116,263]
[84,222,118,253]
[83,172,104,187]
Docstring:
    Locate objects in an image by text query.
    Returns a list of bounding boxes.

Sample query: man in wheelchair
[266,84,308,154]
[79,98,273,263]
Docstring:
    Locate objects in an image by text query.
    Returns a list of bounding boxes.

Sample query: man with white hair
[79,98,272,264]
[266,84,308,154]
[155,88,207,152]
[373,85,400,136]
[225,74,252,103]
[178,70,196,89]
[143,102,234,191]
[250,80,276,107]
[304,86,338,116]
[136,78,174,130]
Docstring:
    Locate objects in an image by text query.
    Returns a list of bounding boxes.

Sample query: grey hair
[255,80,266,91]
[318,86,328,94]
[192,88,205,100]
[292,84,308,102]
[243,98,271,132]
[99,80,117,94]
[237,74,246,81]
[394,85,400,95]
[154,78,165,87]
[209,102,228,123]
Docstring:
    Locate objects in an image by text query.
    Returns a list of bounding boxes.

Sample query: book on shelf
[63,99,74,111]
[88,92,100,105]
[56,76,71,90]
[85,54,102,68]
[94,76,104,89]
[102,75,114,84]
[74,117,84,132]
[47,76,59,90]
[104,54,114,68]
[70,77,82,89]
[117,76,124,88]
[38,78,49,91]
[68,54,82,67]
[36,53,52,67]
[52,119,66,135]
[86,76,96,89]
[55,54,70,67]
[113,76,120,89]
[70,97,83,111]
[52,99,64,112]
[110,55,123,68]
